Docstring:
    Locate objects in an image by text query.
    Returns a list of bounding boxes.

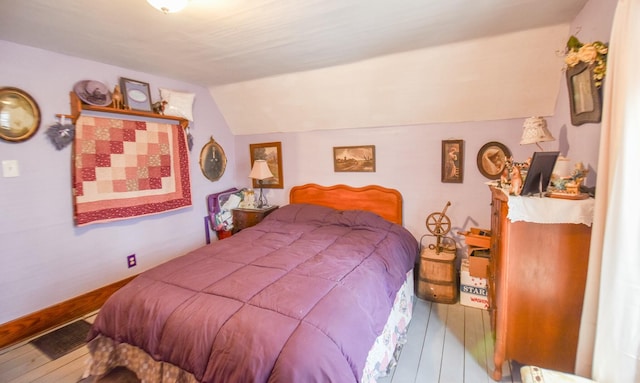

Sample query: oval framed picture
[477,141,511,180]
[0,87,41,142]
[199,136,227,182]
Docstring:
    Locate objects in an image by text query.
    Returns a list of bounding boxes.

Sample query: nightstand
[232,206,278,233]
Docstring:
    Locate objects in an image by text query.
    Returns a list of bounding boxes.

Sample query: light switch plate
[2,160,19,177]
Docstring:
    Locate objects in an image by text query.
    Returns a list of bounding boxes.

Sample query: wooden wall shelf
[69,92,188,129]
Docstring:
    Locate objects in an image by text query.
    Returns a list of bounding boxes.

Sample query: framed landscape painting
[333,145,375,172]
[249,141,283,189]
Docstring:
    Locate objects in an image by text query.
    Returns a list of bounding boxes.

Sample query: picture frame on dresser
[249,141,283,189]
[441,140,463,183]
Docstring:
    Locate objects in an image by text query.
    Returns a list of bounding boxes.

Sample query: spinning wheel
[425,201,451,236]
[424,201,454,254]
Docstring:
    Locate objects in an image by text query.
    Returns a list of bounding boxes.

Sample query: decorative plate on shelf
[73,80,112,106]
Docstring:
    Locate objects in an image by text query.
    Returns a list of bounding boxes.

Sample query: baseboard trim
[0,275,137,350]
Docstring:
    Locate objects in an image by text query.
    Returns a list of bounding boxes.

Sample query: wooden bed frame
[289,184,403,225]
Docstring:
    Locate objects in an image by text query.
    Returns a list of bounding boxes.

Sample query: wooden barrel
[417,246,457,303]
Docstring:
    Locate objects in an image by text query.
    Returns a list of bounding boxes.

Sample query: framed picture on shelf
[441,140,463,183]
[333,145,375,172]
[249,142,283,189]
[119,77,152,112]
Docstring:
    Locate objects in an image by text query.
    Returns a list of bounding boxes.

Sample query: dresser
[488,186,593,380]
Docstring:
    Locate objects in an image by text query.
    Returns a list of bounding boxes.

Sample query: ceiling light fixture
[146,0,189,14]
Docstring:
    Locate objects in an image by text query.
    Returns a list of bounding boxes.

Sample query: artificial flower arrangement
[564,35,608,88]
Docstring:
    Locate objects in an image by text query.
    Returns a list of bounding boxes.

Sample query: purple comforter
[88,203,418,383]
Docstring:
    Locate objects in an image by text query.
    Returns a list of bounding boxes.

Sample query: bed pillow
[159,88,195,121]
[264,203,335,225]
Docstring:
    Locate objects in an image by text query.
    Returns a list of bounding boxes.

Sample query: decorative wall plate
[0,87,41,142]
[477,141,511,179]
[199,137,227,181]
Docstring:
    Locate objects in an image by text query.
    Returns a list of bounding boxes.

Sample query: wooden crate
[417,246,457,303]
[460,227,492,248]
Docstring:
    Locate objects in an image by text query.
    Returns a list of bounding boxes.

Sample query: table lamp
[520,117,555,150]
[248,160,274,208]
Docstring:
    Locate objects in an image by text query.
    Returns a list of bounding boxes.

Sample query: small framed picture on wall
[333,145,375,172]
[442,140,463,183]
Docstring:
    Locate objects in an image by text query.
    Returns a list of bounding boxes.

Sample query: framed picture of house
[442,140,463,183]
[333,145,375,172]
[566,61,602,126]
[249,141,283,189]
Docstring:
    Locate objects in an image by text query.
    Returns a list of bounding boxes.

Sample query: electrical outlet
[127,254,137,268]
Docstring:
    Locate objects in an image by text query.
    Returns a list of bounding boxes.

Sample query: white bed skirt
[361,269,415,383]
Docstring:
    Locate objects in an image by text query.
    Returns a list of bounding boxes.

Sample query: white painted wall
[0,41,237,324]
[232,116,595,250]
[231,0,616,254]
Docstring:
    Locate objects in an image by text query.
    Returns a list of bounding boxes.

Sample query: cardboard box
[460,227,492,248]
[460,259,489,309]
[468,247,490,279]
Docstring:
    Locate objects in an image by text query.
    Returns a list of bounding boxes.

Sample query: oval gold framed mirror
[0,87,41,142]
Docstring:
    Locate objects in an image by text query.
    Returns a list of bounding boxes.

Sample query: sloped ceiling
[0,0,587,134]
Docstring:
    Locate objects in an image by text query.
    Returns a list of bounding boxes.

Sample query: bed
[84,184,419,383]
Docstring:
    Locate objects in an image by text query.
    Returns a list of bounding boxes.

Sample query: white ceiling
[0,0,587,87]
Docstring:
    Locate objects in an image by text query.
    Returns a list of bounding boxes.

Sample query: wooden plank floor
[0,299,522,383]
[380,298,522,383]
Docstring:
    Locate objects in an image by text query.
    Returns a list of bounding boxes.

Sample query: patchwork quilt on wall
[72,115,191,226]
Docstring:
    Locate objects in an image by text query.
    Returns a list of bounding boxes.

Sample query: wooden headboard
[289,184,403,225]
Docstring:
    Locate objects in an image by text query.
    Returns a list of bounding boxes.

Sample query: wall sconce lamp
[249,160,274,208]
[146,0,189,14]
[520,116,555,151]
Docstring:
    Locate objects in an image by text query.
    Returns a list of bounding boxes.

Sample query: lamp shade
[249,160,274,180]
[520,117,555,145]
[146,0,188,13]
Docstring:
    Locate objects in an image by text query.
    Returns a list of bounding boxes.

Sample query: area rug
[72,116,192,226]
[30,320,92,360]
